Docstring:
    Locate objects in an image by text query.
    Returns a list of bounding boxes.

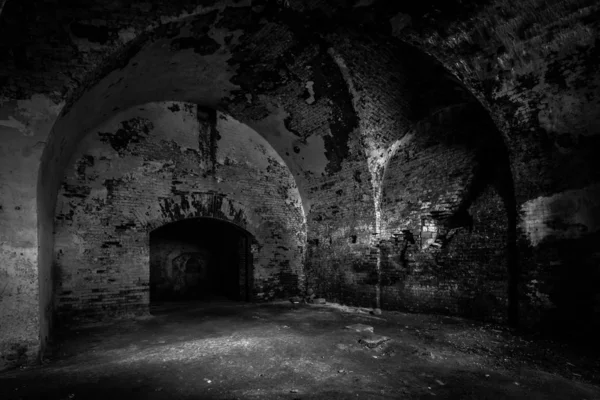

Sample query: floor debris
[358,335,391,348]
[345,324,374,333]
[1,301,599,400]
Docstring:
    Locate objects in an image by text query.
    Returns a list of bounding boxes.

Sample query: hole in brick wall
[149,218,253,304]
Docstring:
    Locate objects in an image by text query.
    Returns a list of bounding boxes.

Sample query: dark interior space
[1,0,600,398]
[150,218,253,303]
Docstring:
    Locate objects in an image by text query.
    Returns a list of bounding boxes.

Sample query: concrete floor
[1,301,599,399]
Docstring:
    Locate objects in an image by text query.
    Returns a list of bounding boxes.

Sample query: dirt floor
[1,300,599,399]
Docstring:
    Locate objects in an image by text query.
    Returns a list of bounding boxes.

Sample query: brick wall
[378,186,509,321]
[303,137,377,306]
[517,184,600,337]
[374,106,511,323]
[54,101,306,324]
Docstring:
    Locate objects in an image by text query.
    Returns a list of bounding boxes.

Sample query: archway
[52,101,305,326]
[378,101,517,324]
[34,3,518,361]
[149,218,254,303]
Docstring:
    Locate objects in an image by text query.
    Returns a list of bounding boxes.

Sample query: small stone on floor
[358,335,391,348]
[345,323,374,333]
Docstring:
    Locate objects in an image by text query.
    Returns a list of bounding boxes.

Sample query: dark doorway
[149,218,253,303]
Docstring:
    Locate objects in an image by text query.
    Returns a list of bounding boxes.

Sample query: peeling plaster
[118,27,137,44]
[520,183,600,246]
[249,100,328,175]
[0,95,63,137]
[0,0,598,366]
[53,101,306,318]
[304,81,316,104]
[0,116,29,135]
[244,100,327,218]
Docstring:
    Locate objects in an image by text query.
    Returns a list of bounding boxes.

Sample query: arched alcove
[52,101,306,325]
[149,218,255,303]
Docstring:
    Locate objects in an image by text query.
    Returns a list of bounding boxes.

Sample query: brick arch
[50,99,308,323]
[148,216,257,303]
[36,0,527,351]
[143,193,260,243]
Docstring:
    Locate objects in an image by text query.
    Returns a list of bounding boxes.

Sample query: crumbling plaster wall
[385,0,600,330]
[54,102,305,322]
[35,8,392,314]
[0,0,598,368]
[0,96,62,370]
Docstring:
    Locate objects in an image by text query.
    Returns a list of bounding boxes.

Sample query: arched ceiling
[18,0,495,228]
[0,0,596,202]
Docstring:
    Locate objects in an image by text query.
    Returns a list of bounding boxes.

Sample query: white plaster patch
[217,112,276,171]
[0,95,63,136]
[118,27,137,43]
[327,48,359,110]
[89,187,108,203]
[0,243,38,304]
[520,183,600,246]
[304,81,316,104]
[158,0,250,25]
[302,134,328,175]
[0,116,30,135]
[248,100,327,175]
[373,132,415,235]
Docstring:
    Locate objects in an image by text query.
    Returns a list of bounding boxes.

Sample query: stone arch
[144,194,260,241]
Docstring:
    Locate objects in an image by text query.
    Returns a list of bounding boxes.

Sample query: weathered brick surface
[54,101,305,323]
[387,0,600,329]
[371,104,511,322]
[378,185,509,322]
[1,0,599,368]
